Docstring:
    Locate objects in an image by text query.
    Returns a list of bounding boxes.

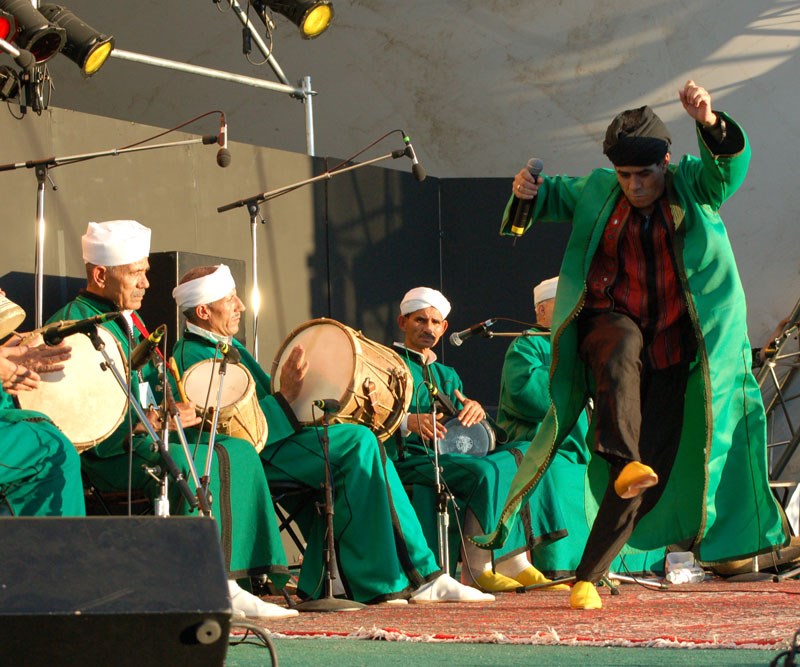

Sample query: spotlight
[0,0,65,64]
[253,0,334,39]
[39,4,114,76]
[0,9,17,43]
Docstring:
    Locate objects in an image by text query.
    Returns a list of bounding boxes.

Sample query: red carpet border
[235,580,800,649]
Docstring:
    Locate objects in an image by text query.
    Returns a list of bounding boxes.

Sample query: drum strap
[131,313,165,362]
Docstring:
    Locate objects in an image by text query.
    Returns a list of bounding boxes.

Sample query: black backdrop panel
[320,157,441,348]
[439,178,571,408]
[0,516,230,667]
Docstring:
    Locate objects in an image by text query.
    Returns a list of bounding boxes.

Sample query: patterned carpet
[241,579,800,650]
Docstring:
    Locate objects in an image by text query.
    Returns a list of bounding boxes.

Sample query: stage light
[253,0,334,39]
[0,9,17,42]
[0,0,65,64]
[39,4,114,76]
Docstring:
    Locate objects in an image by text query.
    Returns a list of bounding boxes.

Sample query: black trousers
[575,312,691,583]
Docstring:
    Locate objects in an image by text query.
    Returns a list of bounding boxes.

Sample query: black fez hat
[603,105,671,166]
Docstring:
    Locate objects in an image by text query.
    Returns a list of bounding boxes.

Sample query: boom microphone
[449,318,496,347]
[130,324,167,372]
[42,312,123,346]
[510,157,544,236]
[402,133,426,182]
[216,112,231,168]
[220,342,241,364]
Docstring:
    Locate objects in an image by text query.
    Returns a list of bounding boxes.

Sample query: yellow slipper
[514,566,570,591]
[614,461,659,499]
[570,580,602,610]
[472,570,522,592]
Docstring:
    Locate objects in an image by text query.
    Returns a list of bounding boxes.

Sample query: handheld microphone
[130,324,167,372]
[402,133,426,182]
[216,112,231,168]
[449,318,496,347]
[312,398,341,413]
[510,157,544,236]
[42,312,123,346]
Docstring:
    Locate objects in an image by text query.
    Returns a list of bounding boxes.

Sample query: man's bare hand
[279,344,309,403]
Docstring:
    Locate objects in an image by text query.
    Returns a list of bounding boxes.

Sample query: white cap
[81,220,151,266]
[172,264,236,310]
[533,276,558,305]
[400,286,451,319]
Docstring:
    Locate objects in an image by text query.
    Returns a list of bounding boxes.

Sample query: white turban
[400,286,451,319]
[533,276,558,305]
[81,220,151,266]
[172,264,236,310]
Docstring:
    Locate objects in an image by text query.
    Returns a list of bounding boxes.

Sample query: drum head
[272,320,356,423]
[16,325,128,451]
[182,360,251,410]
[438,419,495,457]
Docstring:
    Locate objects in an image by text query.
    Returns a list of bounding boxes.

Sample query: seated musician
[171,264,494,605]
[0,297,85,516]
[391,286,568,592]
[48,221,296,620]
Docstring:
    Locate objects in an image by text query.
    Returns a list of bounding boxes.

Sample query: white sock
[495,552,532,579]
[461,511,492,580]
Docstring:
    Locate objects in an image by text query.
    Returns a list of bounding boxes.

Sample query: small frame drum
[181,358,268,453]
[271,318,413,442]
[16,325,128,452]
[437,418,496,457]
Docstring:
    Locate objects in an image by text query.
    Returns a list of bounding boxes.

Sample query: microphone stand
[85,326,198,515]
[217,144,413,361]
[200,345,234,503]
[0,133,221,328]
[294,404,365,612]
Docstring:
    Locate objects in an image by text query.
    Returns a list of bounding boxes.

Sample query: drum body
[437,418,496,457]
[16,326,128,452]
[0,297,25,340]
[271,318,412,442]
[182,359,267,453]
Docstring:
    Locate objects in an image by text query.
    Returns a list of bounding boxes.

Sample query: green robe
[475,113,788,563]
[173,331,443,604]
[392,344,569,572]
[48,293,288,584]
[0,389,85,517]
[498,330,664,576]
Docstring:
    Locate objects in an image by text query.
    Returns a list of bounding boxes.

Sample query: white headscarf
[400,286,451,319]
[172,264,236,309]
[533,276,558,305]
[81,220,151,266]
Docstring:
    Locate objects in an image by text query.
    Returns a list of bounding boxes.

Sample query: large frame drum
[16,326,128,452]
[271,318,412,442]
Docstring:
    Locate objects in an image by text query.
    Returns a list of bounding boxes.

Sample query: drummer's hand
[173,401,202,429]
[3,340,71,374]
[0,356,40,393]
[408,412,447,440]
[279,344,309,403]
[455,390,485,428]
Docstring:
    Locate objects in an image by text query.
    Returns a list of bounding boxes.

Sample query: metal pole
[225,0,292,85]
[111,49,303,97]
[248,203,261,361]
[303,75,315,156]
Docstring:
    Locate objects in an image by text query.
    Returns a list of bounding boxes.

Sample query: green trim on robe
[48,293,288,585]
[0,388,85,517]
[394,344,570,569]
[474,113,788,563]
[173,331,444,604]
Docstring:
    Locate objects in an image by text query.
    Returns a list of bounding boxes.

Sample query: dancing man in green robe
[49,220,296,619]
[473,80,788,609]
[170,264,495,605]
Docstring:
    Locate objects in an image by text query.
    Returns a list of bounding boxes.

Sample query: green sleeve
[500,335,551,422]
